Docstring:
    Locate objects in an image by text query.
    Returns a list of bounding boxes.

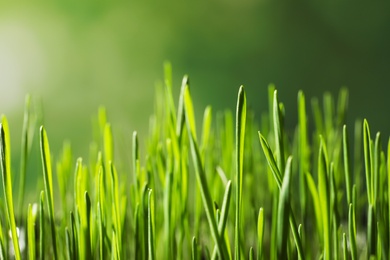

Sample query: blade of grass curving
[235,85,246,260]
[277,156,292,260]
[348,204,357,260]
[257,207,264,260]
[388,138,390,249]
[273,90,285,172]
[211,180,232,260]
[298,224,303,260]
[183,85,229,259]
[111,230,119,260]
[164,139,173,259]
[258,132,304,259]
[18,95,32,216]
[192,237,197,260]
[343,125,352,205]
[70,211,78,259]
[318,137,330,260]
[378,220,389,260]
[176,75,189,141]
[297,91,308,220]
[147,189,155,260]
[258,132,282,187]
[109,162,122,258]
[39,191,45,260]
[342,233,347,260]
[249,247,254,260]
[363,119,373,205]
[134,203,140,259]
[65,227,72,260]
[27,203,36,260]
[84,192,92,260]
[39,126,58,259]
[305,172,323,242]
[367,204,375,257]
[97,202,104,260]
[0,118,21,260]
[373,132,381,207]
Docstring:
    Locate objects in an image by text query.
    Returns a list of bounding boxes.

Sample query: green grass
[0,64,390,259]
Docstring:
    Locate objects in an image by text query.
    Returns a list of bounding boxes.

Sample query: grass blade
[39,126,58,259]
[318,137,330,260]
[183,85,229,259]
[147,189,155,260]
[277,156,293,260]
[343,125,352,205]
[18,95,33,216]
[235,86,246,260]
[192,237,197,260]
[297,91,308,219]
[363,119,373,205]
[258,132,282,187]
[0,118,21,260]
[27,203,36,260]
[211,180,232,259]
[273,90,285,172]
[257,207,264,260]
[342,233,347,260]
[39,191,45,260]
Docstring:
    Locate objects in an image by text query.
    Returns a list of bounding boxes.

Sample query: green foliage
[0,66,390,259]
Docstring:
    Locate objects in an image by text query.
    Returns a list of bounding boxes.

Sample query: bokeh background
[1,1,389,163]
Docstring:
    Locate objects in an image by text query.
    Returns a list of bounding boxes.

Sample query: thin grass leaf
[298,224,303,260]
[235,85,246,260]
[258,132,282,187]
[256,207,264,260]
[147,189,155,260]
[373,132,381,207]
[273,90,285,172]
[211,180,232,260]
[109,162,122,257]
[18,95,32,216]
[0,118,21,260]
[297,91,308,219]
[367,205,375,258]
[97,202,104,260]
[363,119,373,205]
[84,191,92,260]
[27,203,36,260]
[306,172,323,242]
[176,75,189,141]
[388,138,390,252]
[70,211,78,259]
[65,227,72,260]
[378,220,389,260]
[343,125,352,205]
[192,237,197,260]
[183,85,229,259]
[277,156,292,260]
[342,233,347,260]
[39,191,45,260]
[134,203,140,259]
[259,132,304,259]
[249,247,254,260]
[318,137,330,260]
[39,126,58,259]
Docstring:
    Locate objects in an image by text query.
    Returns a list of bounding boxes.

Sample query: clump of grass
[0,63,389,259]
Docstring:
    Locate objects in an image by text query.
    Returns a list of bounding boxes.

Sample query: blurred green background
[0,1,389,162]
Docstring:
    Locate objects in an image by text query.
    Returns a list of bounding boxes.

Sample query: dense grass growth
[0,64,390,259]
